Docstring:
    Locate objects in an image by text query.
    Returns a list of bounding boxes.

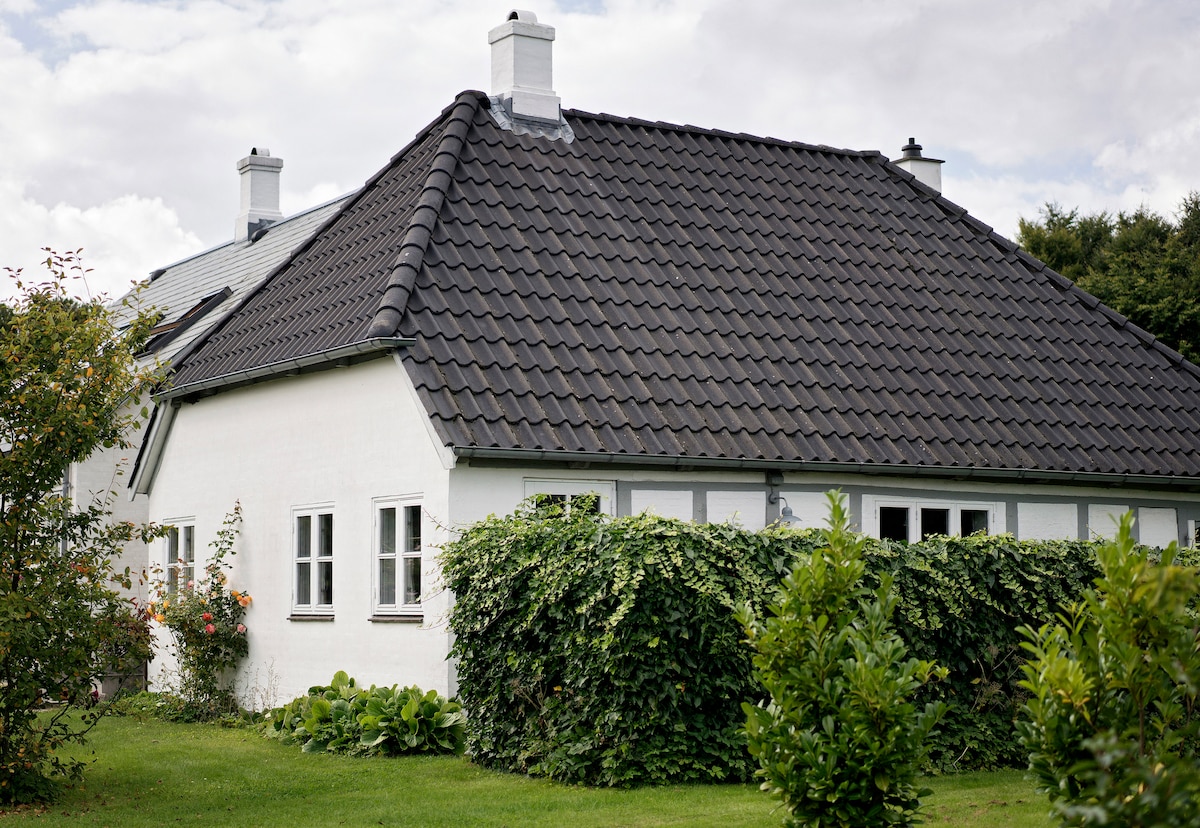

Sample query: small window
[864,496,1002,543]
[165,524,195,595]
[961,509,989,536]
[295,508,334,613]
[523,479,615,515]
[375,500,422,614]
[920,508,949,539]
[879,507,909,542]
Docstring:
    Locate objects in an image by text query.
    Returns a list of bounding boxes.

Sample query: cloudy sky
[1,0,1198,299]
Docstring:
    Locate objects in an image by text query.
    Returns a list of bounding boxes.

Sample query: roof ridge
[367,91,482,337]
[562,106,879,159]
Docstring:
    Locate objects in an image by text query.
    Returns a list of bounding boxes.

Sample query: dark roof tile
[171,90,1200,482]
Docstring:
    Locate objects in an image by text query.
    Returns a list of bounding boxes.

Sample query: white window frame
[523,479,615,515]
[1189,519,1198,548]
[163,520,195,596]
[293,505,335,615]
[861,495,1005,543]
[373,496,423,616]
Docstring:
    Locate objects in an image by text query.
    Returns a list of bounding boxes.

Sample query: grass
[0,716,1055,827]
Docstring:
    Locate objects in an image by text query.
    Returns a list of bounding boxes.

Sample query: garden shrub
[442,497,798,786]
[151,506,251,721]
[1018,512,1200,826]
[740,492,947,827]
[444,493,1185,783]
[865,533,1104,772]
[260,671,466,756]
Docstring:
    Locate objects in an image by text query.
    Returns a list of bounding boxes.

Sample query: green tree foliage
[0,252,161,802]
[739,493,947,827]
[1017,196,1200,362]
[1017,513,1200,826]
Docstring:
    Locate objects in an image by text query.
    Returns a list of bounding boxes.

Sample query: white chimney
[235,148,284,242]
[489,10,560,124]
[893,138,944,194]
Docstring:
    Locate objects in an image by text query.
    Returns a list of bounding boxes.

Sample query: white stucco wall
[147,356,454,705]
[70,399,152,603]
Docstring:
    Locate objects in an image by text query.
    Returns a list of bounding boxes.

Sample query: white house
[134,11,1200,703]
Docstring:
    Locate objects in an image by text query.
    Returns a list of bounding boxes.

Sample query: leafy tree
[0,251,161,802]
[1017,196,1200,362]
[1017,512,1200,826]
[738,492,947,827]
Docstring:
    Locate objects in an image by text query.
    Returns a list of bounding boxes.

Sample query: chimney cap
[901,138,923,159]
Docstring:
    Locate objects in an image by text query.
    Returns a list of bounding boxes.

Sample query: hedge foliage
[443,497,1194,784]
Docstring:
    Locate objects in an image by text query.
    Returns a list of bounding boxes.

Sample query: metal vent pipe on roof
[893,137,944,194]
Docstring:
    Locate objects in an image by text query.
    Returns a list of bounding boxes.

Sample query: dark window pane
[296,561,311,605]
[318,513,333,559]
[296,516,311,559]
[570,494,601,515]
[879,507,909,541]
[379,507,396,556]
[403,556,421,605]
[379,558,396,606]
[318,561,333,605]
[961,509,989,536]
[405,505,421,553]
[921,508,950,539]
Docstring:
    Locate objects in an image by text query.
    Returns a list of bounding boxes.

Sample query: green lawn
[0,717,1054,827]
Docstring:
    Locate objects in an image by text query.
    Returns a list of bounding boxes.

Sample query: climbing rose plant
[152,505,250,719]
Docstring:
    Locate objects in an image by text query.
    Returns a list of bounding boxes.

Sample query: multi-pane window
[165,524,194,595]
[295,509,334,612]
[865,496,1002,543]
[376,501,422,614]
[523,479,615,515]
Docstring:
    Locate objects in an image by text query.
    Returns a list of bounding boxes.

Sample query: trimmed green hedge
[442,498,1193,784]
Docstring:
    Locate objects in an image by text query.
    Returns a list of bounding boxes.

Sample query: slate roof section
[113,194,351,366]
[170,90,1200,484]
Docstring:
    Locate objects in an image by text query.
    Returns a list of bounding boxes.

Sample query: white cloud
[0,0,1197,286]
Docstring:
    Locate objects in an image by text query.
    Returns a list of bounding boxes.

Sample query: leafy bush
[740,493,947,826]
[444,494,1185,784]
[443,498,794,786]
[1018,512,1200,825]
[867,533,1104,771]
[260,671,465,757]
[151,506,250,720]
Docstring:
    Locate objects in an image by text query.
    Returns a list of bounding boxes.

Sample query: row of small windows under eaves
[526,480,1199,548]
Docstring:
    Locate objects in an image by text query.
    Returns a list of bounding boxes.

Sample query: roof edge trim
[158,337,415,402]
[452,447,1200,491]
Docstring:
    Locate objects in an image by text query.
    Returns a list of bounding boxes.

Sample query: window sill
[369,614,424,624]
[288,613,335,622]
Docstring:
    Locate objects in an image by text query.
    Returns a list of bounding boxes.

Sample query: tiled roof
[113,195,350,366]
[170,90,1200,484]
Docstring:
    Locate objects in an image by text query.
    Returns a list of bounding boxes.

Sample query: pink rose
[204,623,216,635]
[202,612,213,621]
[236,624,246,634]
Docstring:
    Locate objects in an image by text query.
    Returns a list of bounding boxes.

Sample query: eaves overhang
[451,447,1200,493]
[156,337,415,403]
